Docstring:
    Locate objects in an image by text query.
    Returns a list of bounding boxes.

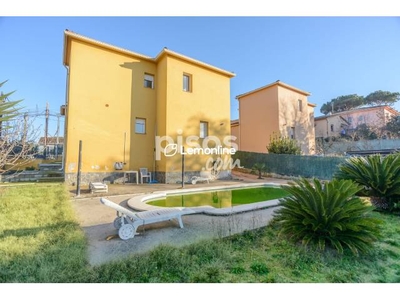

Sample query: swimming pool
[147,186,289,209]
[127,183,288,215]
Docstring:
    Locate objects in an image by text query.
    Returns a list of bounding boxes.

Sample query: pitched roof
[63,30,235,78]
[236,80,311,99]
[230,119,239,125]
[315,105,399,120]
[38,137,64,145]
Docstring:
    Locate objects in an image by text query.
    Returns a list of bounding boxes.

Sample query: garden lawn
[0,183,93,282]
[1,183,400,283]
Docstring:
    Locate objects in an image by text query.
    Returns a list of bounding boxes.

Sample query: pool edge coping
[127,182,286,216]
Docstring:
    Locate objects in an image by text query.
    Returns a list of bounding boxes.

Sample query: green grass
[1,184,400,282]
[231,187,289,205]
[0,183,93,282]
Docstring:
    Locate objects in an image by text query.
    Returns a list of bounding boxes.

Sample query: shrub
[250,262,269,275]
[267,134,301,155]
[334,154,400,211]
[274,178,382,255]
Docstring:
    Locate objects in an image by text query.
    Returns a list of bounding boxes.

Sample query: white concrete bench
[89,182,108,194]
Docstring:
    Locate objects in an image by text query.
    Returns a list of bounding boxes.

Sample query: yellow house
[232,80,316,155]
[62,30,235,184]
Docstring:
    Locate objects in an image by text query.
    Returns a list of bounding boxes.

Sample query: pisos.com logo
[155,130,242,174]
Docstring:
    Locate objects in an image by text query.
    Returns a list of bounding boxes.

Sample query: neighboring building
[314,114,350,139]
[230,119,240,147]
[232,80,316,155]
[63,30,235,184]
[314,105,399,139]
[37,137,64,157]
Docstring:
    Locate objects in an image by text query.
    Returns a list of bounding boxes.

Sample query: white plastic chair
[140,168,152,184]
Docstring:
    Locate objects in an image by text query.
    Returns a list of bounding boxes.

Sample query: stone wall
[155,170,231,184]
[65,170,232,185]
[65,172,126,185]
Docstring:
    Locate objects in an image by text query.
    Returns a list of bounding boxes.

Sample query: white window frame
[200,121,208,138]
[135,118,146,134]
[183,73,192,92]
[144,74,154,89]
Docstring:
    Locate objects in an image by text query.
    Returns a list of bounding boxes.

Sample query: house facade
[314,105,399,139]
[231,80,316,155]
[63,30,235,184]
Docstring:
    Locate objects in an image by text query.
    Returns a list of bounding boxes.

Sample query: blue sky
[1,16,400,137]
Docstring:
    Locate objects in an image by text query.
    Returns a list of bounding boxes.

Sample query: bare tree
[1,80,38,174]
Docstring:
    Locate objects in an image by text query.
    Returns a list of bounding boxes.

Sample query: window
[144,74,154,89]
[135,118,146,134]
[200,121,208,138]
[298,99,303,112]
[183,73,192,92]
[348,116,353,124]
[290,127,295,139]
[330,124,334,132]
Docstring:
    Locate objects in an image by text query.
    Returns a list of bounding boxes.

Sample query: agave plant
[274,178,382,255]
[334,154,400,210]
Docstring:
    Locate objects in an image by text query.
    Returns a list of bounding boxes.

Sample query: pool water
[147,186,289,208]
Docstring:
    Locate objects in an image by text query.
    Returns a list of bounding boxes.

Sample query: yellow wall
[155,54,168,173]
[162,55,232,172]
[65,37,233,177]
[315,116,343,138]
[66,39,156,173]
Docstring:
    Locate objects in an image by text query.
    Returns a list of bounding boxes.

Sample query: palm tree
[251,163,267,179]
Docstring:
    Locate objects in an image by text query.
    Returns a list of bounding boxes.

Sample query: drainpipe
[61,64,70,172]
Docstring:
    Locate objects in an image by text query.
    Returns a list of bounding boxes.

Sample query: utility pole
[0,91,8,139]
[44,102,49,159]
[22,112,28,144]
[0,92,3,138]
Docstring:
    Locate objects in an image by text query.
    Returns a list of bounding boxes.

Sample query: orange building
[231,80,316,155]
